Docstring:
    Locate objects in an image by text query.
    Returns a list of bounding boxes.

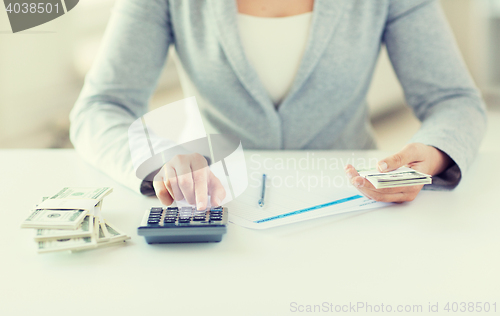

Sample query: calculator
[137,206,228,243]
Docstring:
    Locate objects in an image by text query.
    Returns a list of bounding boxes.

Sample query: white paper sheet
[225,167,390,229]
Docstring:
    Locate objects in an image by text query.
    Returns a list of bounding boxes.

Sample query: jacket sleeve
[383,0,487,190]
[69,0,172,193]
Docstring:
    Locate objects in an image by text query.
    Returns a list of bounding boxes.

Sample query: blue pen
[259,173,266,207]
[258,174,267,207]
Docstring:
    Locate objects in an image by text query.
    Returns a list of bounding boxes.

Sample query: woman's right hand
[153,153,226,210]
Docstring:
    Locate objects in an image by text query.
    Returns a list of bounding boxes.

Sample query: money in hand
[357,167,432,189]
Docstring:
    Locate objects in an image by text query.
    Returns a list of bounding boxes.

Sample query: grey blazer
[70,0,487,193]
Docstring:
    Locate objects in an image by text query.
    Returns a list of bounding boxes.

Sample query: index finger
[192,167,208,210]
[191,158,209,210]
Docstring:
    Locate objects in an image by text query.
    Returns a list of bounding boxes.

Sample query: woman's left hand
[344,143,452,203]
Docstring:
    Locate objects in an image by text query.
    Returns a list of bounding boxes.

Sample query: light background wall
[0,0,499,151]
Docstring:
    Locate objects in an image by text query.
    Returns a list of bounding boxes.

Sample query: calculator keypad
[146,206,227,226]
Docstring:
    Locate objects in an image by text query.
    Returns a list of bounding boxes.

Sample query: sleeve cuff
[423,162,461,191]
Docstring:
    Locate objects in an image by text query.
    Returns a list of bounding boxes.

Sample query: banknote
[72,220,130,251]
[358,167,432,189]
[94,221,130,249]
[34,215,94,241]
[104,220,130,242]
[97,222,110,243]
[25,187,131,254]
[94,238,130,249]
[21,209,88,230]
[37,236,97,253]
[37,187,112,211]
[50,187,113,200]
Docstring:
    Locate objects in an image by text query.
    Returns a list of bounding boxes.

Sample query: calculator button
[211,206,223,210]
[178,218,191,223]
[210,217,222,221]
[148,220,160,225]
[193,216,206,221]
[164,219,176,223]
[167,207,178,211]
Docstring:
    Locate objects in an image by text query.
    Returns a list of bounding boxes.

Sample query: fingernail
[378,162,387,172]
[344,165,349,171]
[197,202,204,210]
[354,178,364,188]
[346,172,353,179]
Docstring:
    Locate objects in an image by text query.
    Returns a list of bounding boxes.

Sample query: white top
[237,12,313,106]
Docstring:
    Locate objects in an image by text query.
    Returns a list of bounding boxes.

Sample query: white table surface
[0,149,498,316]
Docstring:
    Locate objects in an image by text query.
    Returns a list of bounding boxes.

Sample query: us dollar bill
[358,167,432,189]
[93,221,130,249]
[21,209,88,230]
[37,187,112,211]
[104,220,130,242]
[72,220,130,251]
[37,236,97,254]
[97,221,111,243]
[50,187,113,200]
[34,215,94,241]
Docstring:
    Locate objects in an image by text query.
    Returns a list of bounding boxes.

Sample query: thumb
[378,144,420,172]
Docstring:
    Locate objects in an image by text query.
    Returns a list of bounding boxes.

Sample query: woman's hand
[153,153,226,210]
[344,143,452,203]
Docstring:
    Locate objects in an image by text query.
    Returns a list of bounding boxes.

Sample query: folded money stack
[21,187,130,254]
[357,167,432,189]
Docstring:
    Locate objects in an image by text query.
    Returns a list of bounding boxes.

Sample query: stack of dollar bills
[21,187,130,254]
[357,167,432,189]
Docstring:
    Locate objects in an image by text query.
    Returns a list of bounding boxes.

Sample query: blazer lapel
[279,0,353,111]
[207,0,275,112]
